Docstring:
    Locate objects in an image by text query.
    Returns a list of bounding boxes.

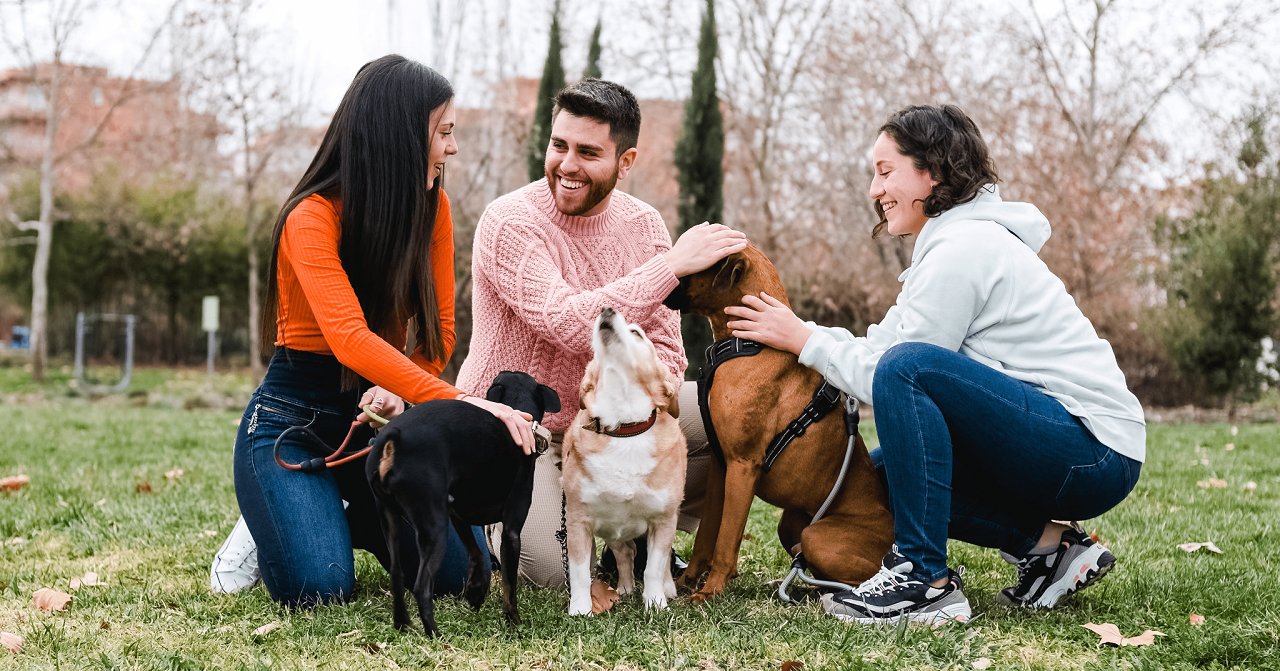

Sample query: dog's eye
[629,327,642,336]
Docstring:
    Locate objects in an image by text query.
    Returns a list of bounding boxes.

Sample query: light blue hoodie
[797,185,1146,462]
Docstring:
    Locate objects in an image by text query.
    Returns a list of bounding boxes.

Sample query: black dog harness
[697,337,854,472]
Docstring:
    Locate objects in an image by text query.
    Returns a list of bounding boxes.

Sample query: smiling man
[455,79,747,588]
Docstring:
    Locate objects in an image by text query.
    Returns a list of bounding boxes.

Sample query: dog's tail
[372,426,402,482]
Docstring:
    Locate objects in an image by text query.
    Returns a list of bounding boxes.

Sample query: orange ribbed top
[274,192,461,403]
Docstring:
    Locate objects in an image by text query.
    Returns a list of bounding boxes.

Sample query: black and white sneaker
[820,547,972,626]
[997,528,1115,609]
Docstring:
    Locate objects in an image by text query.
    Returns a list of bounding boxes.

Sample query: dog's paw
[643,589,669,610]
[687,589,716,606]
[568,600,594,616]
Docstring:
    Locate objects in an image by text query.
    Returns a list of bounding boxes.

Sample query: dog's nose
[600,307,615,319]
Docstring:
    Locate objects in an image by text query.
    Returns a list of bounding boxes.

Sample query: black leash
[696,337,853,472]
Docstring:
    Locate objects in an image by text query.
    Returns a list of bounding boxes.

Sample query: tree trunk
[30,71,62,382]
[246,190,262,379]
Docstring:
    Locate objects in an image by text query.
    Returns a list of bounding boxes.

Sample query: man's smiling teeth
[560,178,586,190]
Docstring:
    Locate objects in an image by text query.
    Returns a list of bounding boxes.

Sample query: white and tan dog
[561,307,687,614]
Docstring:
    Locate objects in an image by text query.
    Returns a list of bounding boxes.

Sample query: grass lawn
[0,387,1278,670]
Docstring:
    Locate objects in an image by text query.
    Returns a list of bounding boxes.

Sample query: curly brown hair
[872,105,999,238]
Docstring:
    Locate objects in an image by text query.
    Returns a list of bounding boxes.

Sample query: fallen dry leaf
[1,632,21,654]
[0,475,30,493]
[1189,613,1205,625]
[336,629,362,640]
[780,662,804,671]
[165,468,184,480]
[100,621,110,630]
[31,588,72,612]
[972,658,993,670]
[590,579,619,614]
[252,622,280,637]
[70,572,106,590]
[1196,479,1228,488]
[1224,443,1235,451]
[201,530,217,537]
[1177,542,1223,554]
[361,642,385,654]
[1082,623,1166,647]
[1245,481,1258,491]
[741,533,754,541]
[135,481,152,494]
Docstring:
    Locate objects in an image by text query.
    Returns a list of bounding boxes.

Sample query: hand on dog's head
[663,245,778,316]
[485,371,561,422]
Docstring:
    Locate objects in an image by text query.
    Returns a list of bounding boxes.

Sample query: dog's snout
[599,307,616,322]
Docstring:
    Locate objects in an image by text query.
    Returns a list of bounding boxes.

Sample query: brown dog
[663,245,894,604]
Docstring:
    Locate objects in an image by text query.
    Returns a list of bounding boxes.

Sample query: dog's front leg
[564,513,596,616]
[643,513,679,609]
[678,457,725,592]
[449,511,489,611]
[690,459,762,605]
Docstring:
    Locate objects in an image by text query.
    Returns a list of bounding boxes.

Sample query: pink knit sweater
[456,179,687,431]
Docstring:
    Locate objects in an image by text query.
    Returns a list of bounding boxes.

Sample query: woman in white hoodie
[725,105,1144,625]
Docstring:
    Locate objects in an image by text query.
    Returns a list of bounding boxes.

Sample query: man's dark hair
[873,104,1000,238]
[552,78,642,157]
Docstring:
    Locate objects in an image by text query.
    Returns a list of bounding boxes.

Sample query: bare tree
[1015,0,1279,302]
[717,0,835,255]
[0,0,179,380]
[193,0,307,378]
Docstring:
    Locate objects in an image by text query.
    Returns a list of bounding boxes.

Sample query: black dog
[365,371,560,637]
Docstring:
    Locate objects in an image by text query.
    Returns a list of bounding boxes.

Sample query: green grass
[1,399,1278,670]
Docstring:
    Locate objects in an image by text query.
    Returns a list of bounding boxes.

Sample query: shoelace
[855,564,914,596]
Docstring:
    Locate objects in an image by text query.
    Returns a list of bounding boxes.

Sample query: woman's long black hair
[262,55,454,388]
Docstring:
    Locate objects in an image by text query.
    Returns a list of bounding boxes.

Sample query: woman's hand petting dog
[724,292,815,356]
[357,386,404,424]
[461,396,536,455]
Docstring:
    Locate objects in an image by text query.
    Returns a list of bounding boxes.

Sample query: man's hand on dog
[724,292,814,356]
[461,396,537,455]
[357,386,404,424]
[663,222,748,277]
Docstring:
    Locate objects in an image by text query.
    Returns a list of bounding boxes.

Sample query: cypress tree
[584,19,603,80]
[528,4,566,183]
[673,0,725,377]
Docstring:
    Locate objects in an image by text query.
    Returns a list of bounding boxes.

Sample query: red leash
[274,405,389,473]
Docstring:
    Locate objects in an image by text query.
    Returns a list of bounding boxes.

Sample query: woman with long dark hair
[210,55,535,606]
[725,105,1144,624]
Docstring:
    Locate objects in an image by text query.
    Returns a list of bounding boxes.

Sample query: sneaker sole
[1028,544,1114,609]
[827,600,973,628]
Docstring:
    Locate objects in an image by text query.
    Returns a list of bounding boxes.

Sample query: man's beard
[547,163,620,216]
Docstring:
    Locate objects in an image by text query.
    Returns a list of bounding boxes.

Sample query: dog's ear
[485,383,505,403]
[538,384,561,414]
[712,255,749,294]
[579,361,599,409]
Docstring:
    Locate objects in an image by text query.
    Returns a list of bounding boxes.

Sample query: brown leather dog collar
[583,410,658,437]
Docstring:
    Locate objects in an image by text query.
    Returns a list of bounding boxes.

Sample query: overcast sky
[1,0,1275,173]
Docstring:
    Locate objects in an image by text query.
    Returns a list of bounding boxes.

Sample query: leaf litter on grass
[1081,623,1166,647]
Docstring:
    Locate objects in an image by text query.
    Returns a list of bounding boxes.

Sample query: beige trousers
[487,383,711,589]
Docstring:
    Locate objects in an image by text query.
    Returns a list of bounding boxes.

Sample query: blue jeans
[870,342,1141,583]
[234,348,489,606]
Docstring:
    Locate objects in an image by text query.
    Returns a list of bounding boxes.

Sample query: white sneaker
[210,516,260,593]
